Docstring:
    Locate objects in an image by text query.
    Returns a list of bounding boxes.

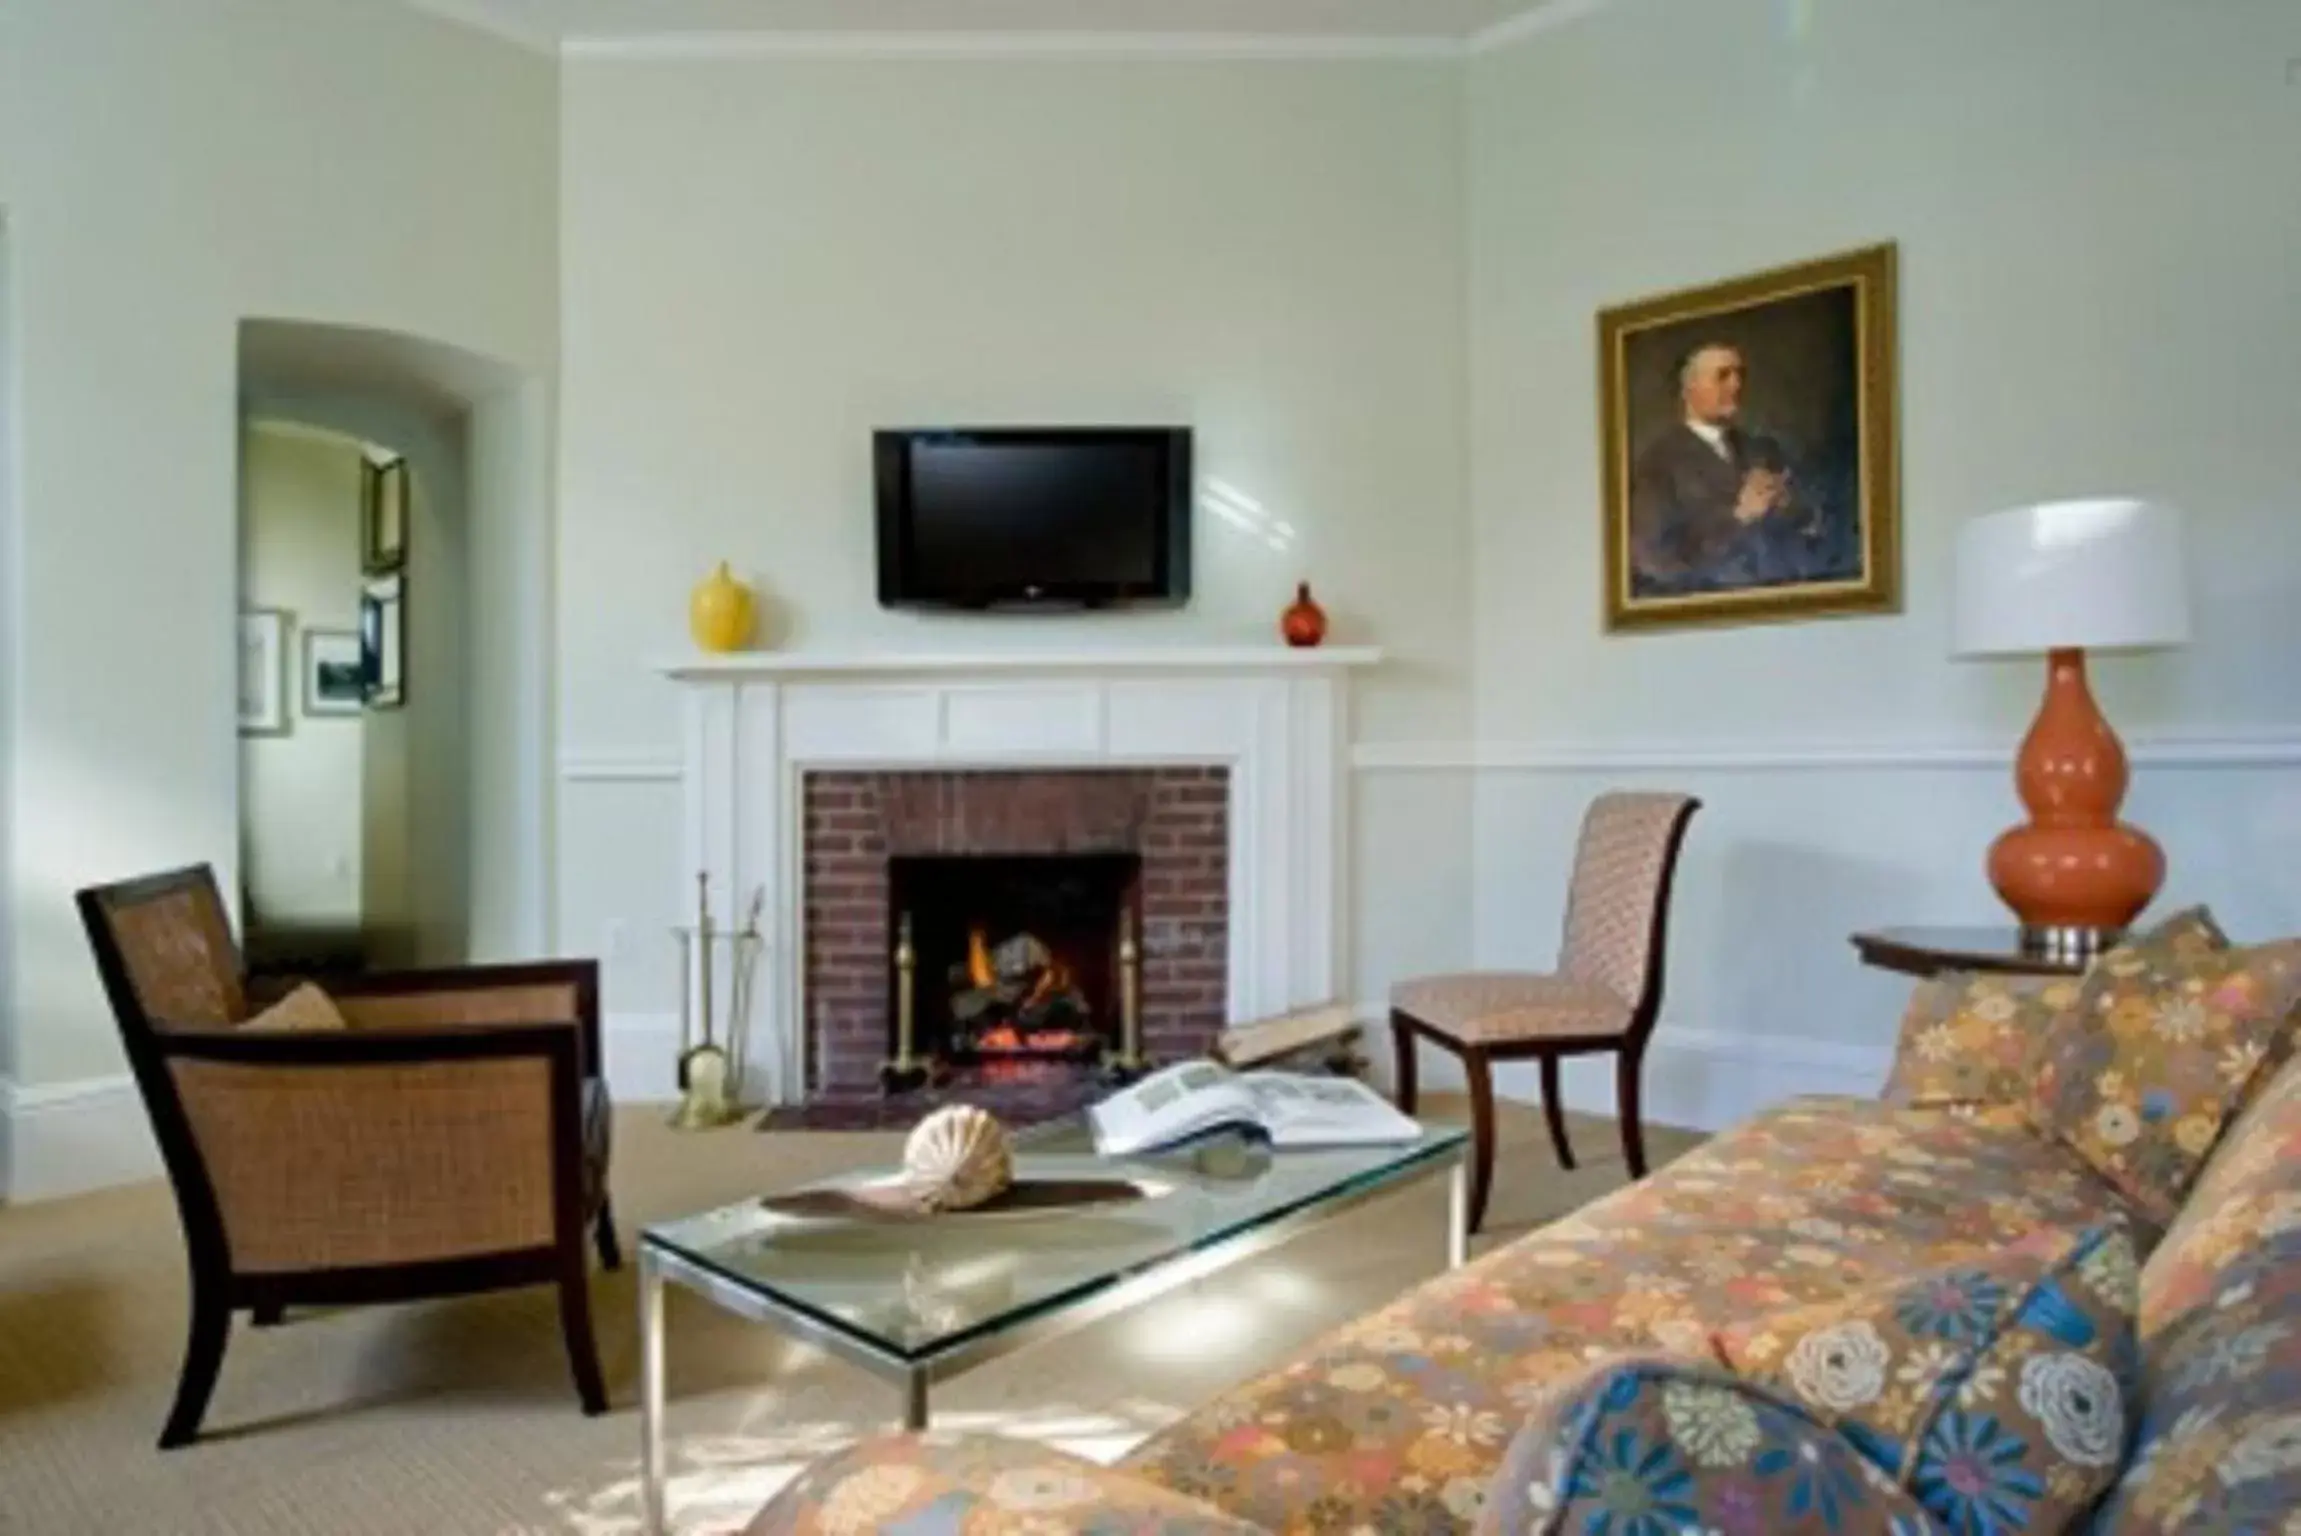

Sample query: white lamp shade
[1952,498,2191,657]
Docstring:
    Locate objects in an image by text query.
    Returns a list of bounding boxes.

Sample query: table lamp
[1952,498,2191,957]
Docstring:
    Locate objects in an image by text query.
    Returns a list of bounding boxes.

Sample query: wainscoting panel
[1460,736,2301,1130]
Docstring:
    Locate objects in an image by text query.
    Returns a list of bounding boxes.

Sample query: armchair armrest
[159,1023,588,1276]
[1476,1355,1946,1536]
[324,960,601,1079]
[746,1433,1271,1535]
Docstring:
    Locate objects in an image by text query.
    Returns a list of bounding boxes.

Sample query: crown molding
[1467,0,1619,55]
[401,0,562,55]
[407,0,1610,64]
[561,29,1454,61]
[562,29,1465,62]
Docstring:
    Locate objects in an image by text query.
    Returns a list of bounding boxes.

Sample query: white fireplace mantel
[662,644,1383,681]
[662,644,1381,1107]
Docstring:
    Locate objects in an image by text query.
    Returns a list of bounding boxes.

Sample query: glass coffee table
[637,1113,1468,1533]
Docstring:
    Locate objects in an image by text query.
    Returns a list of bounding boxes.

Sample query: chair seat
[1392,971,1632,1044]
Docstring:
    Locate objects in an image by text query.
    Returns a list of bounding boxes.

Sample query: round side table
[1849,926,2092,980]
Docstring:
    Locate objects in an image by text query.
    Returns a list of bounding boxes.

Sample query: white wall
[467,380,557,961]
[1462,0,2301,1125]
[0,0,557,1197]
[237,423,365,933]
[557,57,1477,1035]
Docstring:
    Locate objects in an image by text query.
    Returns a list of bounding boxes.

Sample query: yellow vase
[688,561,756,653]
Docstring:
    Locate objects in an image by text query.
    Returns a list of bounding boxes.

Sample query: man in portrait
[1628,342,1851,596]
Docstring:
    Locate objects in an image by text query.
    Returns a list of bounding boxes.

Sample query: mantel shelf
[659,644,1384,682]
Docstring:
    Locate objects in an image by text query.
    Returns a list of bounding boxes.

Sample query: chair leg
[1389,1010,1419,1114]
[558,1258,610,1417]
[1538,1054,1577,1171]
[1616,1047,1649,1180]
[1465,1049,1497,1236]
[252,1300,285,1328]
[594,1202,623,1273]
[160,1282,231,1449]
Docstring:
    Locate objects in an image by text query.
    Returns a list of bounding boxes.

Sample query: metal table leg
[640,1248,668,1534]
[901,1369,929,1432]
[1446,1157,1468,1269]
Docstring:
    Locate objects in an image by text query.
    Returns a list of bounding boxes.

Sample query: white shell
[902,1104,1014,1212]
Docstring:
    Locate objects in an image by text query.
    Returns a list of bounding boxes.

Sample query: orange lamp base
[1989,647,2164,943]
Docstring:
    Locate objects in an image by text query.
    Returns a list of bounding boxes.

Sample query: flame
[1023,960,1071,1012]
[967,926,995,990]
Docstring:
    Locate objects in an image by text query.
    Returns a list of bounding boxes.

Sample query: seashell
[902,1104,1013,1213]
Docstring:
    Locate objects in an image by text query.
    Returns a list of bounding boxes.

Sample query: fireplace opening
[889,852,1140,1069]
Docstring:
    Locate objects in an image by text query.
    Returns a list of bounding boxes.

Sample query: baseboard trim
[0,1073,159,1203]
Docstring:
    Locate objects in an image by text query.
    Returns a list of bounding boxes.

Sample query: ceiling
[403,0,1574,52]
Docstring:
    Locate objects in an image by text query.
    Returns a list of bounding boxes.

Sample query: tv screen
[875,428,1192,609]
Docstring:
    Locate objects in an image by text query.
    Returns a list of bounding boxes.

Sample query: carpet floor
[0,1097,1700,1536]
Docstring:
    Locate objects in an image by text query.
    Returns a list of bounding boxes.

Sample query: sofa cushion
[239,982,349,1033]
[2079,1050,2301,1532]
[744,1431,1269,1534]
[1716,1223,2140,1536]
[2091,1223,2301,1533]
[1474,1355,1933,1536]
[2027,914,2301,1224]
[1121,1096,2140,1534]
[1882,969,2081,1126]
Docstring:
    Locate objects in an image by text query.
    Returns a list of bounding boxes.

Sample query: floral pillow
[2026,910,2301,1224]
[1882,970,2081,1127]
[1713,1222,2141,1536]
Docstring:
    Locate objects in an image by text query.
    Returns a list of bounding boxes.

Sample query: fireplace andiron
[882,912,948,1094]
[669,873,759,1130]
[1100,901,1150,1086]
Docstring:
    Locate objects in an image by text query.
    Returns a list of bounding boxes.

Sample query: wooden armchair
[76,865,619,1448]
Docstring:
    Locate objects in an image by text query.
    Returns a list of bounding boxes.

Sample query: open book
[1087,1059,1422,1157]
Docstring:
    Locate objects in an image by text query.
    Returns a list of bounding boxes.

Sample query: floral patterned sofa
[747,912,2301,1534]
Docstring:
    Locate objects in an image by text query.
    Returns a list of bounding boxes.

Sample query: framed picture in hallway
[1598,242,1900,633]
[361,454,408,574]
[237,608,288,736]
[303,628,363,718]
[360,573,404,710]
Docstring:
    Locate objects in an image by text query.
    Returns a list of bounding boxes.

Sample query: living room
[3,0,2299,1531]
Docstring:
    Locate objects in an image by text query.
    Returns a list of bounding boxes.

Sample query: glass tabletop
[642,1114,1467,1366]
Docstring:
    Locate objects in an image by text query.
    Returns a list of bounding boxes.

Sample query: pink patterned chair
[1389,791,1698,1232]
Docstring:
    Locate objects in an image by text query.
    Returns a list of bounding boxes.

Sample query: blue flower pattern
[1913,1411,2042,1536]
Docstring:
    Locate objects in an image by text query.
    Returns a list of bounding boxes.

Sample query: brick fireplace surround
[800,768,1230,1111]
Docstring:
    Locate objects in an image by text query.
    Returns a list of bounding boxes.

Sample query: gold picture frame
[1599,242,1899,633]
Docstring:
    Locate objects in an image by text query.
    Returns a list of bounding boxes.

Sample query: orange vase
[1280,582,1328,648]
[1988,648,2165,936]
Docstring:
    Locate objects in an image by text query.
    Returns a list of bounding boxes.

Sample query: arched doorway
[235,318,553,971]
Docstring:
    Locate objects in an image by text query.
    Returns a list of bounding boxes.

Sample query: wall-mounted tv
[874,427,1192,610]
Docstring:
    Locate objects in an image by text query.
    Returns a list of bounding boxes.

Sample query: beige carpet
[0,1097,1700,1536]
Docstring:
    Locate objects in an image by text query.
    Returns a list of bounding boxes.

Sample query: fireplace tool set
[670,873,763,1130]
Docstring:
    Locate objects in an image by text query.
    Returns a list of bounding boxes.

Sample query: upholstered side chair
[77,865,619,1448]
[1390,792,1699,1234]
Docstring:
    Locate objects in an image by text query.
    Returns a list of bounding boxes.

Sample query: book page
[1088,1059,1255,1154]
[1239,1072,1422,1146]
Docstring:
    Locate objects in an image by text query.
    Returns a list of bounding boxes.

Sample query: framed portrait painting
[1599,243,1899,632]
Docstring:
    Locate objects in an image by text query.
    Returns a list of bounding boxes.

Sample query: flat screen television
[874,427,1192,610]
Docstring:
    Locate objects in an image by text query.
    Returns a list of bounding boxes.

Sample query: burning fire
[963,924,1088,1055]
